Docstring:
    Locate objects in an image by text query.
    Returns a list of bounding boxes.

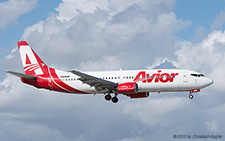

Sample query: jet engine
[118,82,138,94]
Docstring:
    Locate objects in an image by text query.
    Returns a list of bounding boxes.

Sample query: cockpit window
[191,74,198,77]
[200,74,205,77]
[191,74,205,77]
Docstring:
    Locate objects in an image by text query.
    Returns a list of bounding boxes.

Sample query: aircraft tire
[112,96,118,103]
[189,94,194,99]
[105,94,112,101]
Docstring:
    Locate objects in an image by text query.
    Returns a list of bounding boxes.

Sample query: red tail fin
[18,41,48,76]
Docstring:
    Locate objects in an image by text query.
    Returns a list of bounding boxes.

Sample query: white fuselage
[55,69,213,94]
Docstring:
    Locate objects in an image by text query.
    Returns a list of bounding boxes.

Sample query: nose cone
[201,77,214,88]
[210,79,214,85]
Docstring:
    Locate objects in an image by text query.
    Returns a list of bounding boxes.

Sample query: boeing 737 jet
[6,41,213,103]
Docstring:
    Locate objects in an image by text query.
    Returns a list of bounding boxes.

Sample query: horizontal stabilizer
[5,71,37,79]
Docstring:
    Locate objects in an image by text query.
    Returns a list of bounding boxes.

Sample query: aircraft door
[183,73,188,82]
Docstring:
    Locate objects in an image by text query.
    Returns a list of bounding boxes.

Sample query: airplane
[6,41,214,103]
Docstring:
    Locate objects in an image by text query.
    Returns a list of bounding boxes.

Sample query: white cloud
[0,120,73,141]
[205,120,220,133]
[17,0,189,71]
[174,30,225,92]
[211,10,225,31]
[5,47,17,60]
[0,0,38,30]
[80,56,122,71]
[55,0,176,22]
[123,97,189,127]
[0,76,21,107]
[56,0,110,22]
[120,137,142,141]
[147,57,178,69]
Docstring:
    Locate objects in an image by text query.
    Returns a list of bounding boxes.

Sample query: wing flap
[5,71,37,79]
[69,70,117,92]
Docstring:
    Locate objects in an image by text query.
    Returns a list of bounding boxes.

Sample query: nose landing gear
[189,89,200,99]
[189,94,194,99]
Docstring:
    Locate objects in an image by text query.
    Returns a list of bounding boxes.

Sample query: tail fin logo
[19,45,44,76]
[24,63,41,73]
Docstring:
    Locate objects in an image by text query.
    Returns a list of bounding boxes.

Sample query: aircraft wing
[69,70,117,93]
[5,71,37,79]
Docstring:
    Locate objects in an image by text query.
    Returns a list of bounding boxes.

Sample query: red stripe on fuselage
[48,67,87,94]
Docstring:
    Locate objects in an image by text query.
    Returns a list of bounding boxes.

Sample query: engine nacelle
[118,82,138,94]
[130,92,149,98]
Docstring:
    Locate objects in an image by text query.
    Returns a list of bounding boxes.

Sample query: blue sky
[174,0,225,39]
[0,0,60,57]
[1,0,225,141]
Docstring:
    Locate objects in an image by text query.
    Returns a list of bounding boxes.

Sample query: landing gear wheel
[112,97,118,103]
[105,94,112,101]
[189,94,194,99]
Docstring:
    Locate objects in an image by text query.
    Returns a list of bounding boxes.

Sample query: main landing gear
[105,93,118,103]
[105,94,111,101]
